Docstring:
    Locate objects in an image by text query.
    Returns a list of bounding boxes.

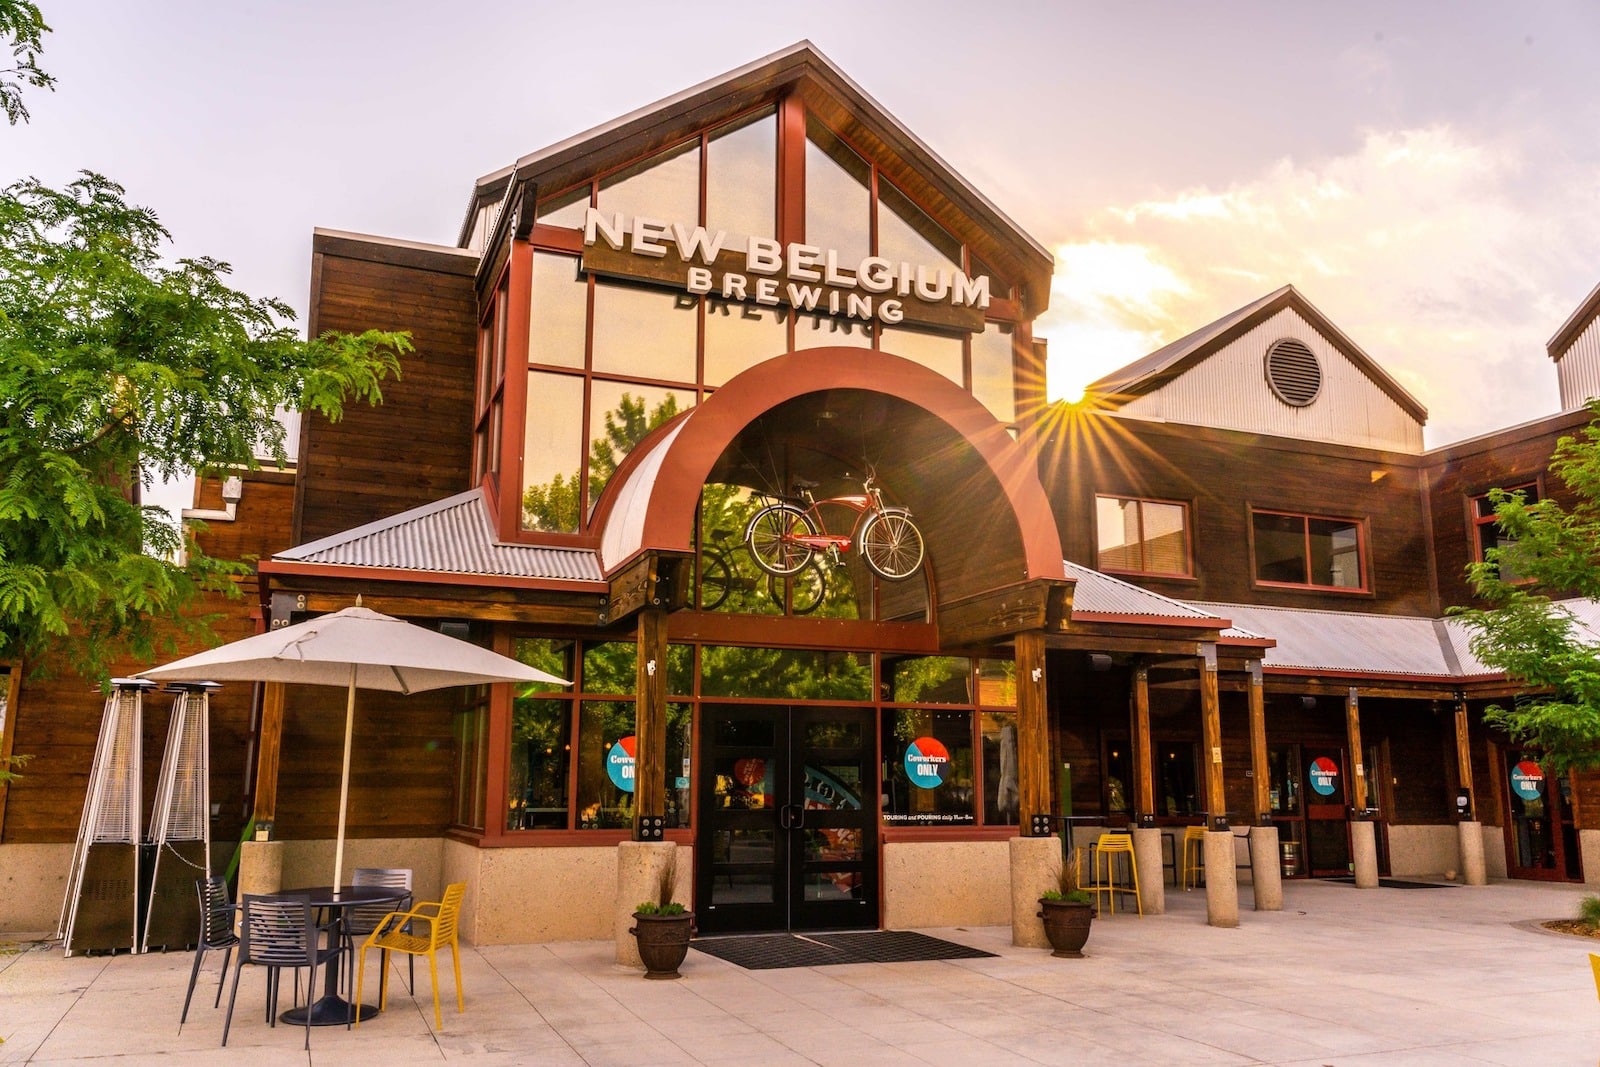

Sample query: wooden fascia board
[258,558,607,594]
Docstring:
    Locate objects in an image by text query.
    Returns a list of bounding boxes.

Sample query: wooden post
[1016,630,1052,834]
[1247,661,1270,821]
[1454,695,1475,820]
[1199,643,1226,828]
[1346,687,1369,812]
[0,661,22,835]
[633,607,668,833]
[251,681,285,826]
[1131,661,1154,821]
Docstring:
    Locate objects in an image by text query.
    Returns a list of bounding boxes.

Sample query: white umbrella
[138,604,568,887]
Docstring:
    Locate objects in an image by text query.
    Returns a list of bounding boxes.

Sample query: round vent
[1264,338,1322,407]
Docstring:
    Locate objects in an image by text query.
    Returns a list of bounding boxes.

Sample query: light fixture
[1030,667,1043,683]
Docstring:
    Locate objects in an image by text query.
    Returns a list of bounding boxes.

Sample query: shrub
[1579,894,1600,930]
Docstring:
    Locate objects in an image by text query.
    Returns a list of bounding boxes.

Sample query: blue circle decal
[607,736,637,793]
[1511,760,1544,801]
[904,737,951,789]
[1308,756,1339,797]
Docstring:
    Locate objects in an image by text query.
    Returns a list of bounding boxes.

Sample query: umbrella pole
[333,666,356,889]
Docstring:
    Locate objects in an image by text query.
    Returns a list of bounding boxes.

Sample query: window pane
[968,252,1012,301]
[596,139,700,231]
[877,179,961,275]
[582,641,636,695]
[516,637,575,693]
[705,110,776,250]
[981,712,1019,826]
[879,325,963,385]
[885,655,969,703]
[805,118,871,267]
[1308,518,1362,589]
[970,323,1015,424]
[1157,741,1200,817]
[591,279,697,381]
[699,646,872,700]
[664,702,692,828]
[704,300,788,387]
[576,700,637,829]
[520,372,584,532]
[882,708,974,826]
[509,697,570,830]
[1253,512,1308,584]
[586,382,692,520]
[536,185,590,229]
[1096,497,1140,572]
[977,659,1016,707]
[1141,501,1188,575]
[793,312,873,351]
[529,252,587,369]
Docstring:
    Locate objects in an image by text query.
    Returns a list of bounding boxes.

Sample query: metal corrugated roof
[1189,602,1496,678]
[1065,561,1227,624]
[274,488,604,582]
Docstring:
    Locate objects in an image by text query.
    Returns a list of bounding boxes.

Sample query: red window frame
[1471,481,1539,565]
[1248,508,1369,593]
[1094,494,1193,578]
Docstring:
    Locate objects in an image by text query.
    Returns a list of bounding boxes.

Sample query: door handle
[778,804,808,830]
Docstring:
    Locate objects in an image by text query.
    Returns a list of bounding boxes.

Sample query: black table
[269,884,410,1027]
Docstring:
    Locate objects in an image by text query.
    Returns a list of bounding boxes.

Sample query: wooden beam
[1131,662,1154,820]
[290,590,605,627]
[1048,634,1223,657]
[1454,696,1475,820]
[252,682,286,826]
[608,552,691,624]
[1346,688,1369,812]
[1015,631,1051,833]
[1199,643,1226,828]
[939,581,1070,649]
[1264,678,1458,700]
[0,661,22,836]
[633,608,668,834]
[1248,662,1270,821]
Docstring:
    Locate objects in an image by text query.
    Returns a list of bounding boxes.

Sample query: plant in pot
[629,861,694,979]
[1037,851,1094,958]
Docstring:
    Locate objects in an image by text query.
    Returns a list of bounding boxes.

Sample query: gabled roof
[272,487,603,584]
[1548,279,1600,361]
[462,41,1053,316]
[1085,285,1428,423]
[1189,602,1493,679]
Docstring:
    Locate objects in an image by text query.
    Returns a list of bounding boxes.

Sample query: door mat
[690,930,996,970]
[1325,876,1455,889]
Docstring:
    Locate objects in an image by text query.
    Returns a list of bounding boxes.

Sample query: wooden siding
[1557,310,1600,409]
[297,240,478,545]
[1044,413,1436,615]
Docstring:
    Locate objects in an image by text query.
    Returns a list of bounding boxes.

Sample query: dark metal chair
[180,875,239,1026]
[347,867,414,992]
[222,895,347,1049]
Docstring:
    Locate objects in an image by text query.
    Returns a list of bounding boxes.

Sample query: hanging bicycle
[700,528,828,615]
[744,472,925,581]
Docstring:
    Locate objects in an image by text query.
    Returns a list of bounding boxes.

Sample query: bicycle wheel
[860,508,925,580]
[769,562,827,615]
[698,549,731,610]
[744,504,816,576]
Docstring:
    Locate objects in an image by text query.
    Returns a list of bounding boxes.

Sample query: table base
[281,994,381,1027]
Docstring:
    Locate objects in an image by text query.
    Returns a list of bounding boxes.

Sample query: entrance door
[1502,751,1577,881]
[695,705,878,933]
[1302,744,1351,876]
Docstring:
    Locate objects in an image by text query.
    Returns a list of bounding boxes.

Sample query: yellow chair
[355,882,466,1029]
[1591,953,1600,1002]
[1086,832,1142,916]
[1181,825,1207,889]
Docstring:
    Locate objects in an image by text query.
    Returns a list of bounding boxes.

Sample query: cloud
[1038,125,1598,444]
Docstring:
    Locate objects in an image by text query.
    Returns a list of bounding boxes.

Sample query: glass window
[452,693,487,830]
[792,312,873,351]
[882,708,974,826]
[586,382,691,519]
[976,659,1016,707]
[705,110,776,251]
[804,118,871,268]
[596,139,701,233]
[704,300,788,387]
[877,179,961,276]
[980,711,1019,825]
[878,325,963,386]
[519,371,584,532]
[1157,741,1200,817]
[1474,483,1538,580]
[885,656,970,703]
[576,700,637,829]
[509,695,570,830]
[1096,496,1191,577]
[1251,511,1366,590]
[1103,738,1130,816]
[970,323,1016,425]
[528,252,587,369]
[699,646,872,700]
[582,641,637,695]
[536,185,591,229]
[968,252,1012,302]
[591,279,697,382]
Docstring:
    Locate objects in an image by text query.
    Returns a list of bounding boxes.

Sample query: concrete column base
[1202,831,1239,928]
[1009,836,1058,948]
[1131,827,1165,914]
[237,841,283,935]
[615,841,679,968]
[1249,826,1282,911]
[1457,820,1487,885]
[1351,820,1379,888]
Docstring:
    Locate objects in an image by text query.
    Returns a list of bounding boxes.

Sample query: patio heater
[58,679,152,957]
[140,682,217,953]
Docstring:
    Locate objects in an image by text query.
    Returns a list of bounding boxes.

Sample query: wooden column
[1131,661,1154,821]
[1345,688,1369,812]
[0,662,22,834]
[633,607,668,833]
[1247,661,1270,821]
[1016,630,1052,834]
[251,681,285,826]
[1199,642,1226,829]
[1454,695,1476,820]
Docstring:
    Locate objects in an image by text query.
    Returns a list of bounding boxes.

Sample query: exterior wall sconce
[1030,667,1042,683]
[646,659,657,677]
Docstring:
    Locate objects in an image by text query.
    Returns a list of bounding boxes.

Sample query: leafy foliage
[1452,400,1600,774]
[1580,893,1600,931]
[0,0,52,125]
[0,172,411,680]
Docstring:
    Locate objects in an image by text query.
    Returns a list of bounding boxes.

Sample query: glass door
[695,705,878,933]
[1502,751,1573,882]
[1302,743,1351,876]
[1266,744,1305,878]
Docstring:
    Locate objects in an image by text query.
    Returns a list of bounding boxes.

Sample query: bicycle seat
[791,478,819,491]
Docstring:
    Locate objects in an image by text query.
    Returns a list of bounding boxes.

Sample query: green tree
[1452,400,1600,774]
[0,171,411,680]
[0,0,51,125]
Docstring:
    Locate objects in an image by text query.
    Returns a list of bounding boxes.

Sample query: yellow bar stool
[1088,832,1142,916]
[1181,825,1207,889]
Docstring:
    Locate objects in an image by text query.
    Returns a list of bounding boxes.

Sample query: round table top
[264,884,409,907]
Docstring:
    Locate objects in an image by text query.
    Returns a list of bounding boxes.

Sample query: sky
[10,1,1600,515]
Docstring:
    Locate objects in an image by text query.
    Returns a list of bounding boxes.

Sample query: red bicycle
[744,473,925,581]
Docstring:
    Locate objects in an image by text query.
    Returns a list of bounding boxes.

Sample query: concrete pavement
[2,878,1597,1066]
